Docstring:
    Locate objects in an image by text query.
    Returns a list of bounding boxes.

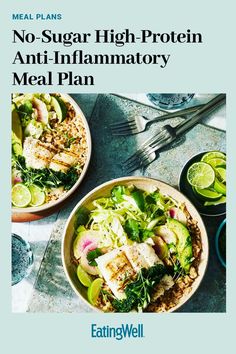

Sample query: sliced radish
[32,97,49,124]
[168,207,187,225]
[80,243,99,275]
[73,230,100,260]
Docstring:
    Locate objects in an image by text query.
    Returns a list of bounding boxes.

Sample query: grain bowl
[11,93,91,213]
[62,177,208,313]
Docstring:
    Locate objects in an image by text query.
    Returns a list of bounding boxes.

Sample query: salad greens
[84,185,177,248]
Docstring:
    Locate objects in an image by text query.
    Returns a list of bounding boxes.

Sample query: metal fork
[124,94,226,173]
[110,104,204,136]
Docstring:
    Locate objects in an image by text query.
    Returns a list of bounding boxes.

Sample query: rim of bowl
[215,218,226,268]
[178,150,226,217]
[12,93,92,214]
[62,176,209,313]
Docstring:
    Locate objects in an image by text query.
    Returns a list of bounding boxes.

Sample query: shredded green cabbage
[77,185,180,249]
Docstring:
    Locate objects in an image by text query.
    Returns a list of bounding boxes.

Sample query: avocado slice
[167,218,193,273]
[12,109,23,143]
[12,131,22,156]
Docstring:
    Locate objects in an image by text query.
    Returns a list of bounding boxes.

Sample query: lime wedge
[87,278,103,305]
[12,184,31,207]
[29,185,45,206]
[193,187,222,201]
[201,151,226,163]
[77,265,92,287]
[207,158,226,169]
[204,196,226,206]
[216,167,226,183]
[187,162,215,189]
[213,178,226,195]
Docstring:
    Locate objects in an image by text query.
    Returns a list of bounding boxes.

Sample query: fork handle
[175,94,226,136]
[147,103,204,122]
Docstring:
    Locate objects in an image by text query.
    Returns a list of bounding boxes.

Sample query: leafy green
[111,185,127,203]
[131,190,145,211]
[146,191,175,211]
[112,264,167,312]
[75,208,90,229]
[124,219,154,243]
[124,219,140,241]
[18,101,33,116]
[87,248,102,266]
[14,155,78,190]
[17,101,33,127]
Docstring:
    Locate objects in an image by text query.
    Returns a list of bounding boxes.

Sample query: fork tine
[124,129,167,164]
[125,150,156,173]
[111,128,140,136]
[109,119,135,129]
[125,158,143,173]
[111,126,139,135]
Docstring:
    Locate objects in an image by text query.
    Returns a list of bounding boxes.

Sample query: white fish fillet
[122,243,162,272]
[49,151,79,172]
[96,248,135,300]
[23,137,79,172]
[96,243,170,301]
[23,137,54,169]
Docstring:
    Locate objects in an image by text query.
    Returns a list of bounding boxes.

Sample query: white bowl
[62,176,209,313]
[12,94,92,214]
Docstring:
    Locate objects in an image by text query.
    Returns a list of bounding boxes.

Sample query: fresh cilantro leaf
[86,248,102,266]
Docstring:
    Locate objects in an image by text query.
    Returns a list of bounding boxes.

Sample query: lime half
[87,278,103,305]
[201,151,226,163]
[207,158,226,169]
[187,162,215,189]
[29,185,45,206]
[12,184,31,207]
[77,265,92,287]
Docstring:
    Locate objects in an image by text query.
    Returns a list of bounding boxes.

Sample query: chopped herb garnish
[86,248,102,266]
[112,264,167,312]
[14,155,78,190]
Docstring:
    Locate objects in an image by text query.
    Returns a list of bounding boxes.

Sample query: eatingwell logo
[91,323,144,340]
